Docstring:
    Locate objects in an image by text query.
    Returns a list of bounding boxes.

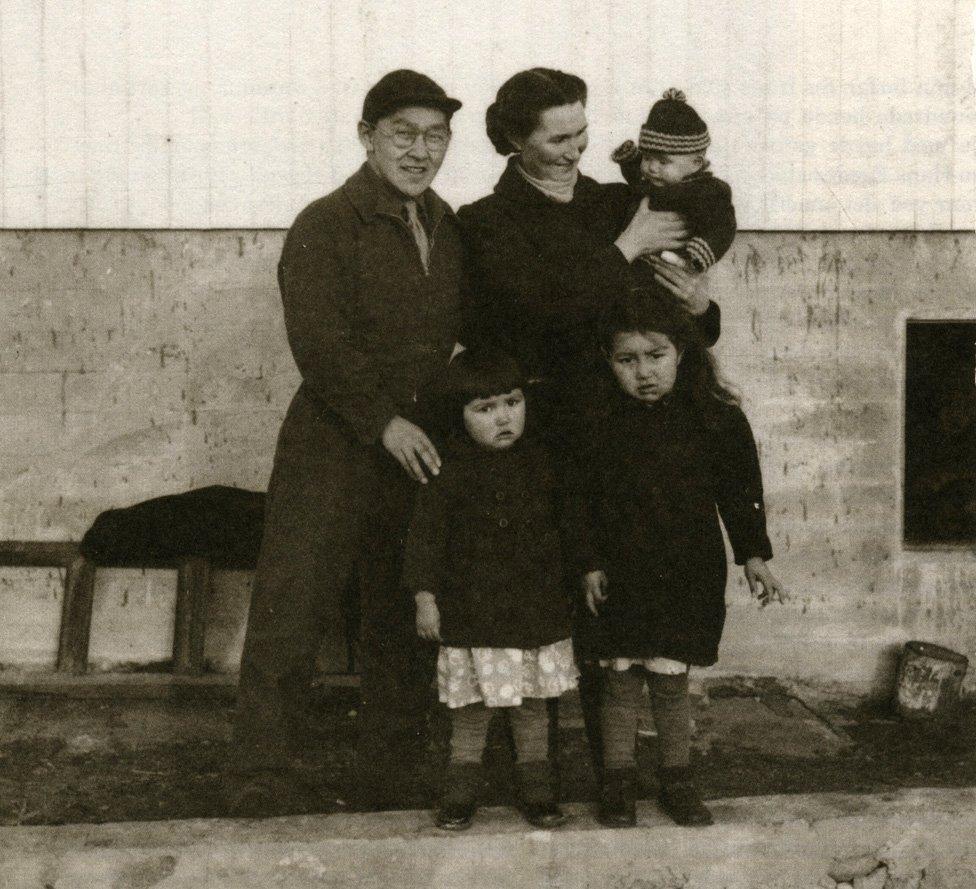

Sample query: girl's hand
[582,570,609,616]
[643,256,710,316]
[415,592,441,641]
[744,558,787,608]
[614,199,688,262]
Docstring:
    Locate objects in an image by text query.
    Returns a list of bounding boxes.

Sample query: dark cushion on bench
[80,485,265,569]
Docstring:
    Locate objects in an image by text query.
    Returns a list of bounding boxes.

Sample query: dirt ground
[1,678,974,826]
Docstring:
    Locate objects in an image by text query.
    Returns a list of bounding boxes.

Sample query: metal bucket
[895,640,969,721]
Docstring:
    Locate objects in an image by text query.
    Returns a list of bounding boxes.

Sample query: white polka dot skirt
[438,639,579,709]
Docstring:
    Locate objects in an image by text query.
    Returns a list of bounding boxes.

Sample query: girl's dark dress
[564,387,773,667]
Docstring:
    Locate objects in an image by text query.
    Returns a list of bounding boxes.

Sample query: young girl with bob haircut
[564,287,785,828]
[402,348,577,831]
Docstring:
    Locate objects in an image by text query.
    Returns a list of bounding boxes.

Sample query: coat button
[495,491,505,501]
[498,518,509,528]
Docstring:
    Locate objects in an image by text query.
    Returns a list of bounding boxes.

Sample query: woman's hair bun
[485,101,517,155]
[484,68,588,157]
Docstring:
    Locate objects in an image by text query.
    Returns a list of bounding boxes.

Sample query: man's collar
[343,162,454,229]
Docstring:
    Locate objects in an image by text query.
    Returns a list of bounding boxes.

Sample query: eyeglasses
[371,123,452,152]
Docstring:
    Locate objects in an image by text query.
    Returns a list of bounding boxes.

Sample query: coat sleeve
[713,405,774,565]
[610,139,644,190]
[697,300,721,347]
[278,204,401,445]
[459,201,633,339]
[401,473,451,596]
[558,432,607,578]
[684,177,737,272]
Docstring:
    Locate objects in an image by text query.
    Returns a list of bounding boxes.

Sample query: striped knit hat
[639,88,710,155]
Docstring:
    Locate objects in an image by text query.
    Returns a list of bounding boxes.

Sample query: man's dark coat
[235,163,463,775]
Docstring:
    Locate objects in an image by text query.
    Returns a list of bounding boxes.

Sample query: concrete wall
[1,230,974,692]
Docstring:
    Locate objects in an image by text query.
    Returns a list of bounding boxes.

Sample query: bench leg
[174,556,210,676]
[56,554,96,674]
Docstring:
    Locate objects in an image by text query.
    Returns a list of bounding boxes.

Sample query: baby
[612,89,736,272]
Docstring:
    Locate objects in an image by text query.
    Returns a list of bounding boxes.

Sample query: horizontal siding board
[0,0,969,229]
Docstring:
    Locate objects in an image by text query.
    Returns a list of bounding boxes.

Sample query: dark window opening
[904,320,976,547]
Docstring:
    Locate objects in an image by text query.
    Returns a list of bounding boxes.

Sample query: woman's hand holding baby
[614,198,688,263]
[582,570,609,616]
[644,256,711,316]
[744,558,786,608]
[415,592,441,641]
[382,416,441,484]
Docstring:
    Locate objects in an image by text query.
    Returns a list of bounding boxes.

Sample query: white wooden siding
[0,0,972,229]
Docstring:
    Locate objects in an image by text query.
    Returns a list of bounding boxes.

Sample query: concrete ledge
[2,789,975,888]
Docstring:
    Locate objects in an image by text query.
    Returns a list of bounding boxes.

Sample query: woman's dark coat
[401,437,571,650]
[457,157,721,388]
[563,388,773,666]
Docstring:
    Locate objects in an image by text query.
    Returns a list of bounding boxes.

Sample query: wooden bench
[0,542,213,677]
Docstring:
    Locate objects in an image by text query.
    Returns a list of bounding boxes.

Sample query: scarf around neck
[516,160,578,204]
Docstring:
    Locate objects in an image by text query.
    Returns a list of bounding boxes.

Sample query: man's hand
[415,592,441,641]
[582,570,609,616]
[744,558,787,608]
[643,256,710,315]
[382,416,441,484]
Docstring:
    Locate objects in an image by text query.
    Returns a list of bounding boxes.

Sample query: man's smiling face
[359,106,450,198]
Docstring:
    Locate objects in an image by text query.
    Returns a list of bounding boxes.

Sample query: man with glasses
[231,70,464,814]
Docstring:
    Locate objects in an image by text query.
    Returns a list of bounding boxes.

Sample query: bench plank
[0,541,80,568]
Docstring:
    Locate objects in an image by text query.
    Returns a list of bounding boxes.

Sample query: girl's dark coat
[401,437,571,649]
[563,388,773,666]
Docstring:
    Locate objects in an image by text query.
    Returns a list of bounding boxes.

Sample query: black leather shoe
[435,762,481,831]
[658,768,714,827]
[516,761,569,829]
[435,797,477,831]
[598,768,637,827]
[522,799,569,829]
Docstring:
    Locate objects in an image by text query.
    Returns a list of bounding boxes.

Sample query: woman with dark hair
[458,67,720,411]
[458,67,723,784]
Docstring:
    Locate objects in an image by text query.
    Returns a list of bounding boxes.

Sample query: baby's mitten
[611,140,643,190]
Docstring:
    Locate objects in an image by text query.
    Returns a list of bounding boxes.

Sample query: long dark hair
[598,285,739,412]
[485,68,587,156]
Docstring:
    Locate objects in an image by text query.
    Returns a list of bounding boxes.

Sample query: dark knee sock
[508,698,549,763]
[647,670,691,770]
[601,668,644,770]
[450,703,493,764]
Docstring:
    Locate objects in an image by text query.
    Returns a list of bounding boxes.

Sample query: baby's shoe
[435,762,481,831]
[657,766,713,827]
[598,768,637,827]
[516,761,568,829]
[658,250,688,268]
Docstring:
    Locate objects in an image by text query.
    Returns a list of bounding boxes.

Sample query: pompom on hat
[639,88,710,155]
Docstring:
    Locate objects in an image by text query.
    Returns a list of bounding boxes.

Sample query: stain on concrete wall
[0,231,973,691]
